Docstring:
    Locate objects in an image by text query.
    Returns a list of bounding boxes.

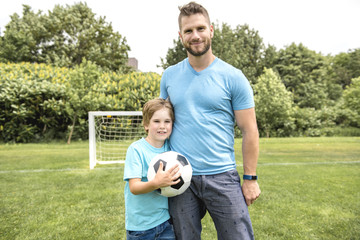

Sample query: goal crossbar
[89,111,144,169]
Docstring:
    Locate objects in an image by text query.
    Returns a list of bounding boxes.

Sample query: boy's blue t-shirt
[160,57,255,175]
[123,138,170,231]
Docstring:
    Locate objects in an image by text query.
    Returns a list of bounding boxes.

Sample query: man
[160,2,261,239]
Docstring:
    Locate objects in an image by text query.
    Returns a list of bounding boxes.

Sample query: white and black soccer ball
[147,151,192,197]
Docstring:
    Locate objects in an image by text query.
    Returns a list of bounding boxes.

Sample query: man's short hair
[178,1,210,30]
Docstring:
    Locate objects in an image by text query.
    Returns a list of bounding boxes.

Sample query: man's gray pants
[169,169,254,240]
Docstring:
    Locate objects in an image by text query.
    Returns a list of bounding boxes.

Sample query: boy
[123,98,180,240]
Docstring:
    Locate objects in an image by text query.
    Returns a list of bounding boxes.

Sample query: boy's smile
[145,108,173,148]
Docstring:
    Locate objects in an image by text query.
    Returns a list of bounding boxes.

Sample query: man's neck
[188,51,216,72]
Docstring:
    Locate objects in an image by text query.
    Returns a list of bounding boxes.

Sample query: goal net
[89,111,144,169]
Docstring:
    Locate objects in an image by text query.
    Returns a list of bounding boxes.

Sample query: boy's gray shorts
[169,169,254,240]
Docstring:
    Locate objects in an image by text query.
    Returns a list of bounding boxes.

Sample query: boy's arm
[234,108,261,206]
[129,162,180,195]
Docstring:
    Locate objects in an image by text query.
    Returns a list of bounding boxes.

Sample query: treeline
[0,3,359,142]
[1,61,358,143]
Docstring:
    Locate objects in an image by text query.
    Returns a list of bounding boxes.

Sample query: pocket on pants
[127,229,151,239]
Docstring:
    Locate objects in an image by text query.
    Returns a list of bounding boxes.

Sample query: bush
[321,126,360,136]
[0,63,71,142]
[0,62,161,142]
[292,107,322,137]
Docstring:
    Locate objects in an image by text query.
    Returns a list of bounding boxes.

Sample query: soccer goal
[89,111,144,169]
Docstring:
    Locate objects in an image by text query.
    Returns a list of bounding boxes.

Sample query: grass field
[1,137,359,239]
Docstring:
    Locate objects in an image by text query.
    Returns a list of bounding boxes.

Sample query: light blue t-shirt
[123,138,170,231]
[160,57,254,175]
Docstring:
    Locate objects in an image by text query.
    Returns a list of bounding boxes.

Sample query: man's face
[179,13,213,57]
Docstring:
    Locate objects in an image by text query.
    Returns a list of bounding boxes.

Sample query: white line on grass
[255,160,360,166]
[1,161,359,174]
[0,167,122,174]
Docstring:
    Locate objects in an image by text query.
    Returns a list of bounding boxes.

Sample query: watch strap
[243,175,258,180]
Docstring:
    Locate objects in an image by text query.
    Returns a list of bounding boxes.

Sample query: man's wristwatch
[243,175,258,180]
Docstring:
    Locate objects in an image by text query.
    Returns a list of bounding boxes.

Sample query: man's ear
[210,25,214,38]
[178,31,184,44]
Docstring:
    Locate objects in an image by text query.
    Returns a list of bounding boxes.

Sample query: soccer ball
[147,151,192,197]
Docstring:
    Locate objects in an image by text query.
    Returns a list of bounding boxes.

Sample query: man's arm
[234,108,261,206]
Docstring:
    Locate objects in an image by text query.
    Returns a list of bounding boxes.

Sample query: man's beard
[185,40,211,57]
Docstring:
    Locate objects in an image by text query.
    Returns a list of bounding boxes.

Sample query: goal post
[89,111,144,169]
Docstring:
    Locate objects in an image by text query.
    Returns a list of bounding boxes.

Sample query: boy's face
[179,13,213,57]
[144,108,173,147]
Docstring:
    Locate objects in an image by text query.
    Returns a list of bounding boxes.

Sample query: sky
[1,0,359,73]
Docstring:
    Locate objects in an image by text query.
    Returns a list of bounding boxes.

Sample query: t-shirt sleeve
[123,144,143,181]
[231,70,255,110]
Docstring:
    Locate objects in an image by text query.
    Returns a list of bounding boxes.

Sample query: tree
[343,77,360,127]
[254,68,294,137]
[262,44,278,70]
[160,23,265,84]
[0,5,45,63]
[272,43,330,109]
[331,49,360,89]
[0,3,131,73]
[212,23,265,84]
[159,38,187,70]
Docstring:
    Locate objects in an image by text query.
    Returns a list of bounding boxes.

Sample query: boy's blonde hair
[142,98,174,133]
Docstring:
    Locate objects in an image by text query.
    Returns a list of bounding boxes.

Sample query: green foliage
[0,62,161,143]
[215,23,264,85]
[254,68,294,137]
[262,44,278,70]
[320,126,360,137]
[272,43,330,109]
[0,6,44,63]
[0,62,71,142]
[0,3,131,73]
[343,77,360,126]
[159,38,187,70]
[291,107,324,137]
[324,99,359,128]
[331,49,360,88]
[252,68,354,137]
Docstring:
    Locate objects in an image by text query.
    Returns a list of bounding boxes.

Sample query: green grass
[1,137,359,239]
